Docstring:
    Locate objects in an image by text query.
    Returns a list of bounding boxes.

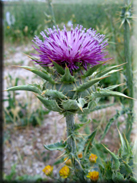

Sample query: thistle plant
[7,25,132,182]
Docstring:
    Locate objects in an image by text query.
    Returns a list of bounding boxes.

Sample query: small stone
[23,145,33,155]
[37,138,41,142]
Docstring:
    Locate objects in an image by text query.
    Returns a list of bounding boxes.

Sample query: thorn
[65,63,68,68]
[102,144,107,149]
[22,67,31,71]
[118,83,126,86]
[102,59,112,64]
[48,56,54,62]
[79,106,83,112]
[33,93,38,97]
[55,152,65,161]
[119,19,125,29]
[117,68,123,72]
[117,127,120,134]
[122,160,126,164]
[126,96,136,100]
[11,65,20,68]
[11,65,32,71]
[127,19,131,29]
[100,75,110,79]
[41,91,46,95]
[23,53,34,59]
[116,62,127,67]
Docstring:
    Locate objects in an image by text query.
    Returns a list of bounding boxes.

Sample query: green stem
[123,2,133,140]
[108,13,121,86]
[124,0,130,4]
[66,114,76,156]
[47,0,57,29]
[65,113,85,182]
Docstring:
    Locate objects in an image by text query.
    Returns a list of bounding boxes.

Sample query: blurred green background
[4,0,127,68]
[4,0,125,49]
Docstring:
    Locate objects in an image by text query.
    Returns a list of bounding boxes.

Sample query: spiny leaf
[118,129,127,154]
[48,57,65,75]
[74,76,107,92]
[83,130,97,156]
[6,85,41,94]
[74,123,85,131]
[102,144,120,170]
[41,89,67,99]
[77,98,86,112]
[90,90,132,99]
[74,119,90,131]
[90,103,115,112]
[61,66,75,83]
[101,68,123,77]
[23,53,39,61]
[102,145,118,161]
[52,60,65,75]
[37,95,63,112]
[96,63,125,77]
[53,157,64,165]
[78,100,97,114]
[101,108,130,140]
[123,134,132,155]
[19,66,55,84]
[104,83,125,90]
[118,129,131,160]
[41,65,54,75]
[122,161,133,174]
[44,141,66,151]
[82,60,109,78]
[112,172,124,182]
[101,111,120,140]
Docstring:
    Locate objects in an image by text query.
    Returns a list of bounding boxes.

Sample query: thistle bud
[87,171,99,181]
[64,158,72,166]
[42,165,53,176]
[89,153,97,163]
[78,153,83,158]
[59,165,70,178]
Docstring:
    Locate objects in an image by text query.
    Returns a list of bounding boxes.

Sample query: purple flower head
[32,25,109,72]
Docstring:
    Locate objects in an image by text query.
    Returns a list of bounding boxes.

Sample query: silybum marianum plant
[7,25,132,182]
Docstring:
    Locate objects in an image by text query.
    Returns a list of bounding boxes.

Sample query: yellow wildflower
[7,26,10,29]
[87,171,99,181]
[78,152,83,158]
[64,158,72,166]
[89,153,97,163]
[59,165,70,178]
[42,165,53,176]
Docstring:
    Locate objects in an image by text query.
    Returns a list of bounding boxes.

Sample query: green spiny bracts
[6,62,130,115]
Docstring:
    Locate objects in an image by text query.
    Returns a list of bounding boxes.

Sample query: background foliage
[4,0,130,89]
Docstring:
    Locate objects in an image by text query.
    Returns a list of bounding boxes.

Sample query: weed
[3,74,50,127]
[3,163,44,182]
